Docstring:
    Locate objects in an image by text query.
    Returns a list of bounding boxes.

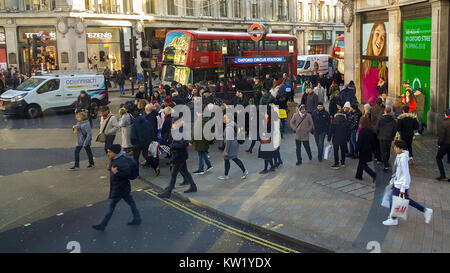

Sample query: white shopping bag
[381,186,393,209]
[148,141,160,158]
[389,194,410,221]
[324,145,333,160]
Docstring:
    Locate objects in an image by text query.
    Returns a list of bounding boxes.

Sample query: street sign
[39,31,51,44]
[248,24,267,42]
[234,56,285,64]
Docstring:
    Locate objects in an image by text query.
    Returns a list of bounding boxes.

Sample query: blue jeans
[119,85,125,95]
[280,119,286,134]
[314,132,327,161]
[198,151,212,171]
[389,187,425,220]
[100,194,141,228]
[349,129,357,155]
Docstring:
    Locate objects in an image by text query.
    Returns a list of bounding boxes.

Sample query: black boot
[184,186,197,193]
[157,190,171,199]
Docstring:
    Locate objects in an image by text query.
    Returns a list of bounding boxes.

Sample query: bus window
[212,40,222,51]
[264,40,277,50]
[197,40,211,51]
[278,41,288,50]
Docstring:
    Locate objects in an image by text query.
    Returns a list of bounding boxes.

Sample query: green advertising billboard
[403,17,432,61]
[402,17,432,123]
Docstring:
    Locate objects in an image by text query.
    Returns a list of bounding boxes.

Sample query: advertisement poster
[402,17,431,123]
[362,22,389,104]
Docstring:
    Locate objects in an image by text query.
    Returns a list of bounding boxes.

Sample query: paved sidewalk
[138,129,450,253]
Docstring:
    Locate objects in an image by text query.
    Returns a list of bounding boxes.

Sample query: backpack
[126,156,139,180]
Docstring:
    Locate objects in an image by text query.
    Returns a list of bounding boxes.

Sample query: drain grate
[314,177,375,201]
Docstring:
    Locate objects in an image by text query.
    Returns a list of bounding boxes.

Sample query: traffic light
[32,35,45,60]
[130,36,139,59]
[140,44,152,71]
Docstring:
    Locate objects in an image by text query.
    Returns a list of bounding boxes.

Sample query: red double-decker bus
[160,30,298,86]
[331,35,344,75]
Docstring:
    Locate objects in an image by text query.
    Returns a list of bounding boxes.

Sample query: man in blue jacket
[93,144,141,231]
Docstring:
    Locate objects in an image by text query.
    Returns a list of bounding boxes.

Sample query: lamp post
[222,43,228,79]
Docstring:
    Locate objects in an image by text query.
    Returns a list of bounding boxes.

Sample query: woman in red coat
[402,88,416,113]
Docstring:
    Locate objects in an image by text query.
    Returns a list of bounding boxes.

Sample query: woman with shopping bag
[382,140,433,226]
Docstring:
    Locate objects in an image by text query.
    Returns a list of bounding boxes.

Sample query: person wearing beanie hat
[343,101,351,109]
[436,109,450,181]
[93,144,141,231]
[312,102,331,162]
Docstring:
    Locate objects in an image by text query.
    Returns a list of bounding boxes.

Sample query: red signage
[248,24,266,42]
[40,31,51,44]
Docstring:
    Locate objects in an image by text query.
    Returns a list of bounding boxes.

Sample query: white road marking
[57,213,64,216]
[24,223,31,227]
[47,166,53,168]
[17,197,24,201]
[136,189,142,192]
[23,170,29,173]
[86,204,93,207]
[100,176,107,179]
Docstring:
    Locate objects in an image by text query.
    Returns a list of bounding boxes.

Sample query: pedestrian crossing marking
[272,224,284,231]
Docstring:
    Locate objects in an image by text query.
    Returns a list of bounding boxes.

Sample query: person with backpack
[92,144,141,231]
[328,110,350,169]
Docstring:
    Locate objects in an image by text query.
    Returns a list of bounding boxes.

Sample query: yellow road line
[144,189,300,253]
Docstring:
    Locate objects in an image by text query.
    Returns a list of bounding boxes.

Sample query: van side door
[35,79,63,111]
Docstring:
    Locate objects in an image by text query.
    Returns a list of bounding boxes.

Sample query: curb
[138,176,334,253]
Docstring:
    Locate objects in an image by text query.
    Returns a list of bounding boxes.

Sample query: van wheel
[26,105,41,119]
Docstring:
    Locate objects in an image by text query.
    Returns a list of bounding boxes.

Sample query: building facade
[341,0,450,133]
[0,0,344,76]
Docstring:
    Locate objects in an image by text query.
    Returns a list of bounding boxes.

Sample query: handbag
[381,186,393,209]
[324,145,333,160]
[389,194,410,220]
[96,115,112,143]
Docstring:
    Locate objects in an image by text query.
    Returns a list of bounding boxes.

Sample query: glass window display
[86,27,122,72]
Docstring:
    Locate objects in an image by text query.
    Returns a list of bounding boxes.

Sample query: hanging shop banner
[362,22,389,104]
[403,17,432,61]
[402,17,432,123]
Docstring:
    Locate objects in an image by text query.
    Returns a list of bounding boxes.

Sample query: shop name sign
[87,32,113,40]
[235,56,285,64]
[24,32,56,40]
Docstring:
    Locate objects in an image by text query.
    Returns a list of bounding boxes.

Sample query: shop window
[37,79,60,94]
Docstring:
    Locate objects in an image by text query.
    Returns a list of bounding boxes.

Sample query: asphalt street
[0,91,315,253]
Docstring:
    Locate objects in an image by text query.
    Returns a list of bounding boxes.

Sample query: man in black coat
[158,128,197,199]
[143,104,160,174]
[339,81,358,107]
[348,103,362,158]
[436,109,450,181]
[329,91,342,118]
[355,117,377,182]
[328,111,350,169]
[397,104,419,161]
[93,144,141,231]
[312,103,331,162]
[377,106,397,172]
[263,74,273,91]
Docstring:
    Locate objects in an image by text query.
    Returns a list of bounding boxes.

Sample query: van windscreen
[297,60,305,69]
[16,78,46,91]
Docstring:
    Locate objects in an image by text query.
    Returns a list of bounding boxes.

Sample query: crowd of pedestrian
[70,69,442,230]
[0,67,27,94]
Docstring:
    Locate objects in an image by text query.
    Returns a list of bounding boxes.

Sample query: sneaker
[331,164,340,170]
[92,224,105,231]
[436,176,446,181]
[384,167,390,173]
[259,170,269,174]
[340,164,345,168]
[127,219,141,225]
[87,165,95,169]
[424,208,433,224]
[268,168,276,172]
[296,162,302,166]
[382,218,398,226]
[193,170,205,175]
[206,166,214,172]
[218,175,229,180]
[414,132,421,136]
[241,170,249,179]
[68,166,79,171]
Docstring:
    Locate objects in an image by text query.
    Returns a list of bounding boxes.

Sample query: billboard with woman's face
[362,22,389,104]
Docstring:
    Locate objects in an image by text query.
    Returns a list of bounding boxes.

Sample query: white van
[0,71,108,118]
[297,55,331,76]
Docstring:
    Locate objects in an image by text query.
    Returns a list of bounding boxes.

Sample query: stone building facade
[0,0,344,75]
[340,0,450,133]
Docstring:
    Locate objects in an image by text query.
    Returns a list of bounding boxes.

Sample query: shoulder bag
[96,116,112,143]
